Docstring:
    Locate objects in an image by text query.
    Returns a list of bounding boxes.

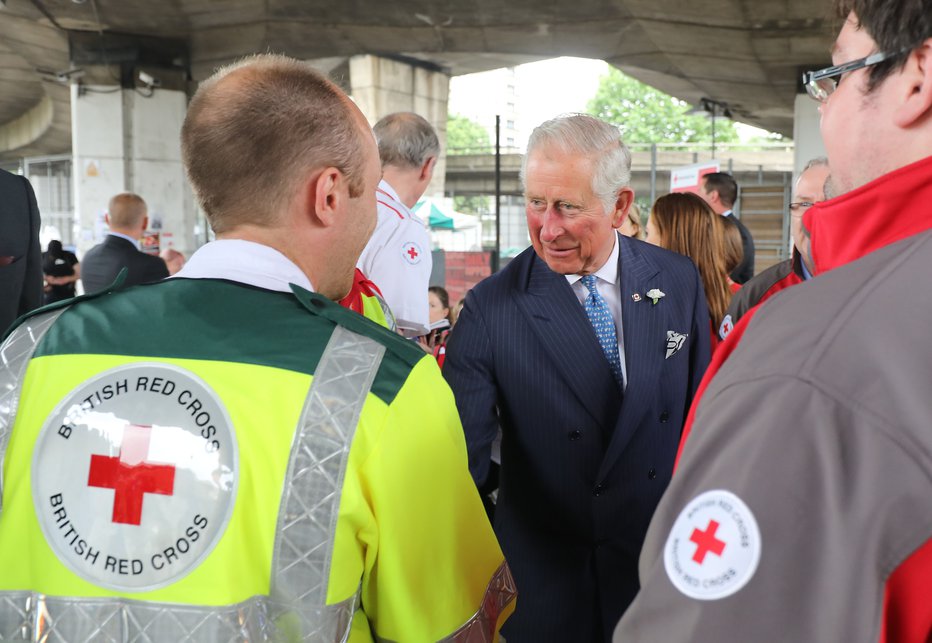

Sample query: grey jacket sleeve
[614,374,932,642]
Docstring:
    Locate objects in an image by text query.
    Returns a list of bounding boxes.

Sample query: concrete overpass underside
[0,0,839,161]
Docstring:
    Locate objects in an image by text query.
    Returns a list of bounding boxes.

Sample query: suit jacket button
[568,430,581,440]
[647,468,657,480]
[593,484,603,497]
[659,411,670,423]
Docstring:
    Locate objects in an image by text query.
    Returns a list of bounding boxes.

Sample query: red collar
[805,155,932,275]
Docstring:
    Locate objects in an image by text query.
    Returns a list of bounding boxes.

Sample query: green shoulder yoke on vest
[6,276,428,408]
[289,283,425,369]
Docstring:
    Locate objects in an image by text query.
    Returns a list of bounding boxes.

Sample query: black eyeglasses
[789,201,816,215]
[802,50,903,102]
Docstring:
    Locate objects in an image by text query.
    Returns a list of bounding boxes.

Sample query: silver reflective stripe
[374,294,397,333]
[0,309,68,516]
[0,591,358,641]
[443,561,516,643]
[0,323,384,642]
[375,561,517,643]
[272,325,384,640]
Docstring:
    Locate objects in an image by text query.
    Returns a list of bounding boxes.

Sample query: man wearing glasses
[615,0,932,640]
[717,158,829,339]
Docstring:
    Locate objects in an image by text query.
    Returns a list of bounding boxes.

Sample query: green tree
[446,113,491,154]
[446,114,492,213]
[587,67,739,145]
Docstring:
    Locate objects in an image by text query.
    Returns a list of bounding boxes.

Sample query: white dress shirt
[565,233,627,388]
[173,239,314,293]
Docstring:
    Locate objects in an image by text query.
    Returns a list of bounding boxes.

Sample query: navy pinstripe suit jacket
[443,234,711,642]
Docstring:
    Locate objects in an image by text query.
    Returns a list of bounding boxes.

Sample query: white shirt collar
[172,239,314,293]
[565,232,620,287]
[376,179,401,203]
[376,179,427,227]
[107,231,141,250]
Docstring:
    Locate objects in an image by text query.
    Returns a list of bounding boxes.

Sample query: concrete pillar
[71,83,196,256]
[348,55,450,199]
[792,93,826,177]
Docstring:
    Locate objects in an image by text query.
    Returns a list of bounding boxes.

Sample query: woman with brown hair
[619,203,643,239]
[645,192,733,347]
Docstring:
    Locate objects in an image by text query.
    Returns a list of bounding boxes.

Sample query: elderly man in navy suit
[443,114,711,642]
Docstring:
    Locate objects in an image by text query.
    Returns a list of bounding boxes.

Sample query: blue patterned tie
[581,275,623,385]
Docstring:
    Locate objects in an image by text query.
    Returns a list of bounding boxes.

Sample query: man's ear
[104,213,111,227]
[311,167,344,228]
[420,156,437,182]
[141,215,149,231]
[894,40,932,128]
[611,188,635,228]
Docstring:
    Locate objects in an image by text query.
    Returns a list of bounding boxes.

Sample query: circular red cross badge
[32,363,238,592]
[663,489,761,600]
[402,241,423,265]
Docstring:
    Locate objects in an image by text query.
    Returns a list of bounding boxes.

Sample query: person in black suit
[443,114,712,642]
[0,169,42,335]
[700,172,755,284]
[81,193,169,293]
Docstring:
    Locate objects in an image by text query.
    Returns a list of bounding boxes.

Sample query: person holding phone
[419,285,452,365]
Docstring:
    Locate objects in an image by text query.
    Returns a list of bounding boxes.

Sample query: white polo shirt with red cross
[356,179,432,337]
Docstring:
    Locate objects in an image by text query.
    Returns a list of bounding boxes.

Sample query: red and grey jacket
[615,155,932,643]
[718,251,805,340]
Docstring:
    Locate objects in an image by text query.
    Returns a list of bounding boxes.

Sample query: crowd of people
[0,0,930,639]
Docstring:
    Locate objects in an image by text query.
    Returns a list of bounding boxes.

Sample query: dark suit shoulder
[471,239,700,303]
[621,235,697,272]
[81,241,105,261]
[138,250,170,271]
[469,245,537,300]
[81,236,168,291]
[0,168,26,195]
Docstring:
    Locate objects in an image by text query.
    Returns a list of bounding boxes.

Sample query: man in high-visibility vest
[0,54,515,642]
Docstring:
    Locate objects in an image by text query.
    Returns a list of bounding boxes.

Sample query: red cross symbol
[689,519,727,564]
[87,424,176,525]
[406,245,419,260]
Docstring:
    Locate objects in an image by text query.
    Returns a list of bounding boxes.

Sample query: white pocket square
[666,331,688,359]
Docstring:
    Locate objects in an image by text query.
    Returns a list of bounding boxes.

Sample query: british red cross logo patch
[719,314,734,340]
[32,363,238,592]
[663,489,761,600]
[689,519,727,564]
[87,424,176,525]
[402,241,423,265]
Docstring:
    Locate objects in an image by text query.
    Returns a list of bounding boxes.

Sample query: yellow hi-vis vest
[339,269,396,332]
[0,278,515,641]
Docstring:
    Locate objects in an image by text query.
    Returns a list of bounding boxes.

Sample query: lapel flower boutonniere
[646,288,665,305]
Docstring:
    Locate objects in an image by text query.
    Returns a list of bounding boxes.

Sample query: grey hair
[520,113,632,213]
[797,157,830,193]
[374,112,440,169]
[798,156,832,199]
[803,156,829,172]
